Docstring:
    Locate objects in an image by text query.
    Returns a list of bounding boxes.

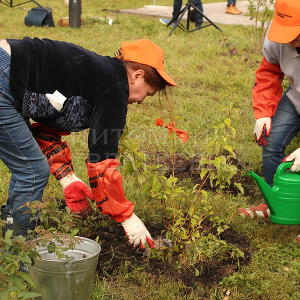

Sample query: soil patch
[83,222,252,287]
[145,152,257,196]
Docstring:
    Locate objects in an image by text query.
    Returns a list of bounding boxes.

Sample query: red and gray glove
[59,173,93,216]
[283,148,300,172]
[253,117,272,146]
[87,159,155,248]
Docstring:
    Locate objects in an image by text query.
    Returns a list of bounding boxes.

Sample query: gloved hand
[283,148,300,172]
[60,173,94,216]
[87,159,154,248]
[253,117,272,146]
[121,213,155,248]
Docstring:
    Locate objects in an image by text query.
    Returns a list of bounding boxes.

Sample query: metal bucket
[29,236,101,300]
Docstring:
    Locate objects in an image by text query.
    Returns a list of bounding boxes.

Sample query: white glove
[121,213,154,248]
[59,173,82,189]
[253,117,272,145]
[46,90,67,111]
[284,148,300,172]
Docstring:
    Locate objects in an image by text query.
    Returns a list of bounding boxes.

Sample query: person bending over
[0,37,176,248]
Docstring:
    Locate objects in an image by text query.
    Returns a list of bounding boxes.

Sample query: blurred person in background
[225,0,242,15]
[160,0,203,30]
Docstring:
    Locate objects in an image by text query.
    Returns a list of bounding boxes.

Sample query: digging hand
[121,213,155,249]
[86,159,154,248]
[253,117,271,146]
[60,173,94,216]
[283,148,300,172]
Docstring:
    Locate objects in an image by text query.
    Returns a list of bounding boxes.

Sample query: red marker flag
[155,118,188,143]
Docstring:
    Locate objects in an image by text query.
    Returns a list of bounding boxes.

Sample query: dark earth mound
[77,152,255,287]
[83,221,252,287]
[146,152,257,196]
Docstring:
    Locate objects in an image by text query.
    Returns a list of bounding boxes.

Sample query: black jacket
[7,37,129,162]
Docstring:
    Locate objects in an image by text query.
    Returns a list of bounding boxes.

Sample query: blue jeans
[173,0,203,25]
[263,93,300,185]
[227,0,236,6]
[0,48,49,234]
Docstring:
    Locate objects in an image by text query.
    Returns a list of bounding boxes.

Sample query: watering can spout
[249,171,273,206]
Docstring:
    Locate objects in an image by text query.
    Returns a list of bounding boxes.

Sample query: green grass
[0,1,299,300]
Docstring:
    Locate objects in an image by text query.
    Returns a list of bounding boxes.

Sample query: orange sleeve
[31,123,74,180]
[87,159,134,222]
[252,57,284,119]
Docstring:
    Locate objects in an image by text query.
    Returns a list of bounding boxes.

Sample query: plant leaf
[19,272,36,288]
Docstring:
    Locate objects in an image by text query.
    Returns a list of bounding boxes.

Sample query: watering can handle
[275,162,294,177]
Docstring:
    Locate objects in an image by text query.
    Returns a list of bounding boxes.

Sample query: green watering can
[249,162,300,225]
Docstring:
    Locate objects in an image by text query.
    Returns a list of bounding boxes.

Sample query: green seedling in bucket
[249,162,300,225]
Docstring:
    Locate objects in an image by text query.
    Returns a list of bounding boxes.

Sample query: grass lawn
[0,1,299,300]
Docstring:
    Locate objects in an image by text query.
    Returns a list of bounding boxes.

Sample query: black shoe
[19,261,29,273]
[195,22,202,29]
[0,206,33,238]
[1,205,13,236]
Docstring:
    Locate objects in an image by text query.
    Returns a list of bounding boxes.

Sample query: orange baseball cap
[117,39,177,86]
[268,0,300,43]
